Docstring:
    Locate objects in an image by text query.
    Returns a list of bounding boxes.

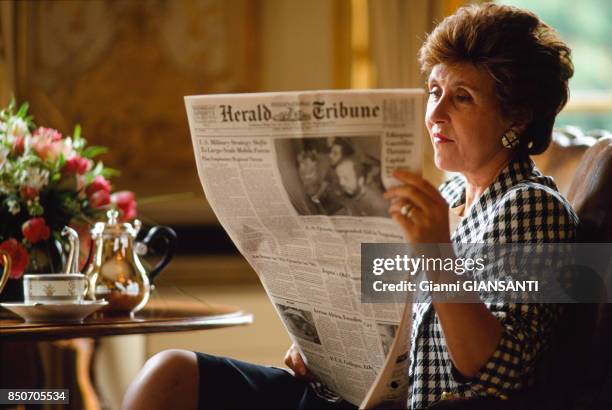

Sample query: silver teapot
[85,210,176,314]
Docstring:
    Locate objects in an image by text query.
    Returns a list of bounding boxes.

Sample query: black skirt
[195,352,357,410]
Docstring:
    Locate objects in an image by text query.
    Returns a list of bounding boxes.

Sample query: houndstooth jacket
[407,154,578,410]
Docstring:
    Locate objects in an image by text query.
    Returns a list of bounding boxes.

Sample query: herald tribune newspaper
[185,89,424,408]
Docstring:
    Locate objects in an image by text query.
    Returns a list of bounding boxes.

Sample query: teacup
[23,273,87,304]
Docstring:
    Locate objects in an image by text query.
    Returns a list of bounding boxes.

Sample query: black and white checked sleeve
[452,183,578,398]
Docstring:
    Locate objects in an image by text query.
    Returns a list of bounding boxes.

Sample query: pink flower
[89,189,111,208]
[111,191,138,221]
[0,239,29,279]
[62,156,89,175]
[86,176,112,209]
[22,217,51,244]
[86,175,111,197]
[31,127,71,161]
[34,126,62,142]
[20,186,38,200]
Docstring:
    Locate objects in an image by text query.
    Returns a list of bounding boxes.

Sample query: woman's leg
[194,352,357,410]
[122,349,357,410]
[121,349,199,410]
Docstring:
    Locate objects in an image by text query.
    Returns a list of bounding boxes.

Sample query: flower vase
[0,239,64,303]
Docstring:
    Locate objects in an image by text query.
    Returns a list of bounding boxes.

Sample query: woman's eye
[456,94,472,103]
[427,88,441,99]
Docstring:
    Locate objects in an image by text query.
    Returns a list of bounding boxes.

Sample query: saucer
[0,300,108,323]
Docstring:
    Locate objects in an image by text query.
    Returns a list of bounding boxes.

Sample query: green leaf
[73,124,81,140]
[82,146,108,159]
[57,152,66,168]
[101,167,120,178]
[16,102,29,118]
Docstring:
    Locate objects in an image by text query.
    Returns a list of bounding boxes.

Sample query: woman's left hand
[384,170,451,244]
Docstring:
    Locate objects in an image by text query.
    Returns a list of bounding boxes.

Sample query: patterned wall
[16,0,258,193]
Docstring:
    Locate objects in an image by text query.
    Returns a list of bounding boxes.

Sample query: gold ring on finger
[400,203,414,218]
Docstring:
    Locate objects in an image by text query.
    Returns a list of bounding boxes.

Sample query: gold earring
[501,129,520,149]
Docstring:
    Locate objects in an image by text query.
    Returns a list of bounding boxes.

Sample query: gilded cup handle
[0,250,11,295]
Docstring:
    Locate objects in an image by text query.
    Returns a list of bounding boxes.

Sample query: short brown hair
[418,3,573,155]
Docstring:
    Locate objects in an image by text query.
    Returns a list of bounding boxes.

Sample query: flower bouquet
[0,100,137,296]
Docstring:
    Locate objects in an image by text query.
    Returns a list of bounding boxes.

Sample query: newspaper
[185,89,424,408]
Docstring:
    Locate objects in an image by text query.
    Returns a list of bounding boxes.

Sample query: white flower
[6,198,20,215]
[18,167,49,190]
[63,136,74,152]
[7,117,29,139]
[22,134,33,154]
[16,134,34,157]
[0,146,8,169]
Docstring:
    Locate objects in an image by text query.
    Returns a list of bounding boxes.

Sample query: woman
[122,4,576,409]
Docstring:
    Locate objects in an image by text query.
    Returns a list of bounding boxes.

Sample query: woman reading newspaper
[122,4,577,409]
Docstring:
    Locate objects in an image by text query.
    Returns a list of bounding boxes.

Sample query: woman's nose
[426,95,451,124]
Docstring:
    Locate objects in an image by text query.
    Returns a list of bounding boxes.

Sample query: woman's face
[425,62,512,174]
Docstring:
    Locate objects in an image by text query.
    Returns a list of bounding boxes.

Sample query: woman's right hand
[284,344,311,379]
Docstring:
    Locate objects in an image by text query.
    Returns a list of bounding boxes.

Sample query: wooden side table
[0,299,253,409]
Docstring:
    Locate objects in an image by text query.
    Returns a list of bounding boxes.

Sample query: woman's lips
[433,133,453,144]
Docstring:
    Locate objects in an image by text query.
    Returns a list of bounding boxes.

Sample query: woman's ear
[511,122,528,135]
[509,110,532,135]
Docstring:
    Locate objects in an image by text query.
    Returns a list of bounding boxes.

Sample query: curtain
[367,0,472,185]
[368,0,434,89]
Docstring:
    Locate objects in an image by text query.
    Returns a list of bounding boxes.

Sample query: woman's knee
[122,349,199,410]
[146,349,198,377]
